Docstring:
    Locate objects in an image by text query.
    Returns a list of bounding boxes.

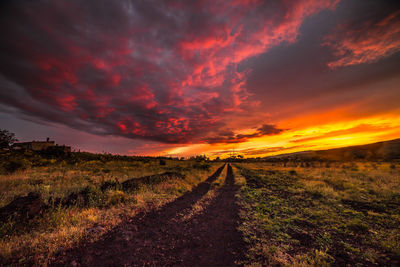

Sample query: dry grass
[0,157,219,266]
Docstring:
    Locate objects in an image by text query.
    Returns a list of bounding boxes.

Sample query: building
[13,138,71,153]
[13,137,55,151]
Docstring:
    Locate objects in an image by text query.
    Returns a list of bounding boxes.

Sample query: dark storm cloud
[206,124,284,144]
[0,0,340,144]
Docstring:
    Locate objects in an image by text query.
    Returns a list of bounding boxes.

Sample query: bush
[192,162,210,170]
[0,129,18,149]
[325,162,331,168]
[3,158,27,173]
[82,186,105,207]
[106,190,127,206]
[101,179,120,191]
[64,186,105,207]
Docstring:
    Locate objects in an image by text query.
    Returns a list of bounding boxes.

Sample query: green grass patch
[235,164,400,266]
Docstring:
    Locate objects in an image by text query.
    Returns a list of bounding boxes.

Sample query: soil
[52,164,246,266]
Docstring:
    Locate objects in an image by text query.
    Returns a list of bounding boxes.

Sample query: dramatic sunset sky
[1,0,399,158]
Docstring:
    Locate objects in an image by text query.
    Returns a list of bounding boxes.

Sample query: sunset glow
[0,0,399,157]
[158,110,400,158]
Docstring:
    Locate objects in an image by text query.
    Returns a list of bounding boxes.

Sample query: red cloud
[0,0,338,144]
[57,95,77,112]
[324,10,400,69]
[117,122,127,132]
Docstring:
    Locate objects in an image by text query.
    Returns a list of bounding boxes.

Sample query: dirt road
[53,164,245,266]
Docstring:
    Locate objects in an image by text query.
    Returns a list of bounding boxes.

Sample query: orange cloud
[290,123,394,143]
[160,110,400,159]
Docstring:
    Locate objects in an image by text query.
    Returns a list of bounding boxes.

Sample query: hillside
[266,138,400,161]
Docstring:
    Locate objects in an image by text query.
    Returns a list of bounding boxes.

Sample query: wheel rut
[53,164,245,266]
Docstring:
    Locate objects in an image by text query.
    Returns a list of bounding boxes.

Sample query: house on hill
[13,138,71,153]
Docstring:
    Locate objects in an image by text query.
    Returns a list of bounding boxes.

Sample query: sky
[0,0,400,158]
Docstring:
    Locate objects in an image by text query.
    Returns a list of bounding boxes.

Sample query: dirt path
[53,164,245,266]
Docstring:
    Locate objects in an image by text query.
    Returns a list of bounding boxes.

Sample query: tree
[0,129,18,149]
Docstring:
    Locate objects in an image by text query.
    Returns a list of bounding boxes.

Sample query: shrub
[0,129,18,149]
[3,158,27,173]
[82,186,105,207]
[64,186,105,207]
[106,190,127,206]
[192,162,210,170]
[101,179,120,191]
[325,162,331,168]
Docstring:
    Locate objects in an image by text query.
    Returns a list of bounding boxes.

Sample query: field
[0,150,399,266]
[234,161,400,266]
[0,151,219,265]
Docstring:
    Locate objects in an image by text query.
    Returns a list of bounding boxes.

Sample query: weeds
[0,155,221,266]
[235,162,400,266]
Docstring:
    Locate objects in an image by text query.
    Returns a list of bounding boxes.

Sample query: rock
[0,192,45,223]
[63,191,87,207]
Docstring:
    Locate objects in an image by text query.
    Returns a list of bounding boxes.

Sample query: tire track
[53,164,245,266]
[172,164,245,266]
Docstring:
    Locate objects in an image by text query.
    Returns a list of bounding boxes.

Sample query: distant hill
[265,138,400,161]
